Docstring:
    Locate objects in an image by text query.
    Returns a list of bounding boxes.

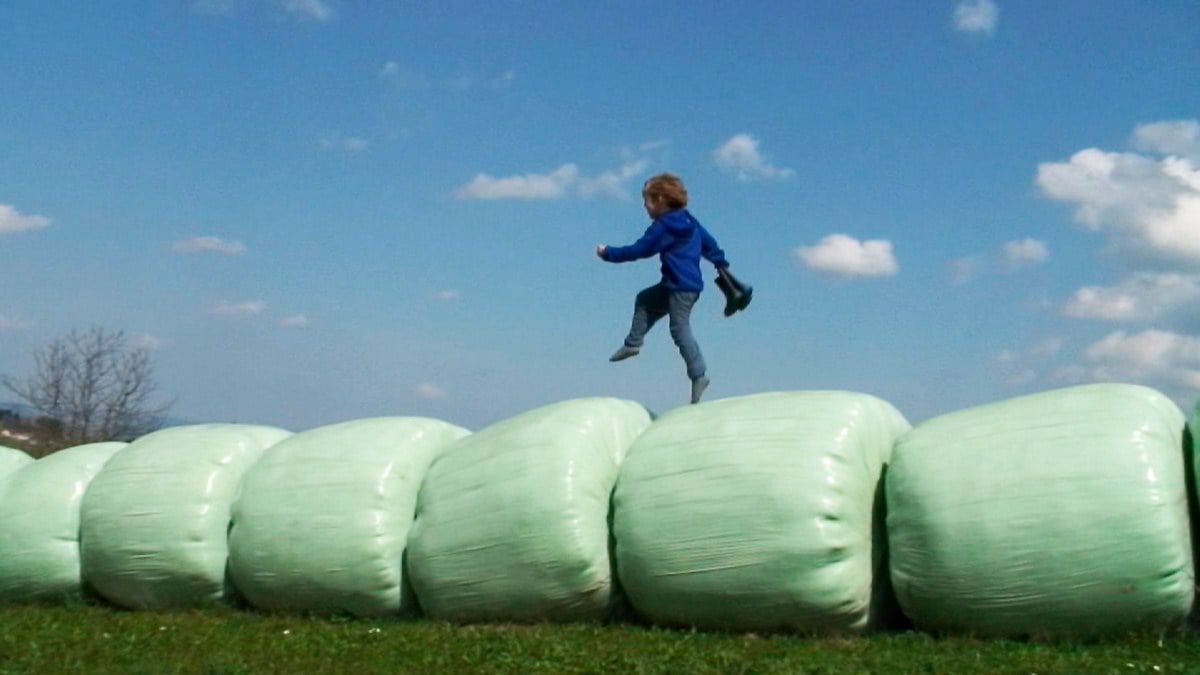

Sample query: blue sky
[1,1,1198,431]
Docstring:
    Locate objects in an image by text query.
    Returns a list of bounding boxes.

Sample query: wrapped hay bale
[80,424,291,609]
[407,397,651,622]
[887,383,1194,637]
[0,446,32,485]
[0,442,126,603]
[612,391,910,633]
[228,417,469,617]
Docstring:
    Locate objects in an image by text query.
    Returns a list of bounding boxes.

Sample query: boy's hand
[595,245,606,258]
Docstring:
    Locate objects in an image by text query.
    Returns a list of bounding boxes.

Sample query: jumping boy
[595,173,730,404]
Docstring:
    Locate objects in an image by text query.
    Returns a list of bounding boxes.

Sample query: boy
[595,173,730,404]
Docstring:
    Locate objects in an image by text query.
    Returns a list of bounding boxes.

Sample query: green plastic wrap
[0,446,32,486]
[887,383,1193,637]
[612,391,910,632]
[228,417,469,617]
[80,424,291,609]
[407,397,651,622]
[0,442,126,603]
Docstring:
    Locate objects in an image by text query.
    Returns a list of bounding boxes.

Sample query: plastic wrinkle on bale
[612,391,910,633]
[228,417,470,617]
[887,383,1194,638]
[406,397,651,623]
[79,424,291,609]
[0,442,125,603]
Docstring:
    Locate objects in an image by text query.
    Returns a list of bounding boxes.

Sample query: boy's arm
[699,225,730,268]
[600,222,664,263]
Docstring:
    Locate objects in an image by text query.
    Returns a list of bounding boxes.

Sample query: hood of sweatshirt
[657,208,696,235]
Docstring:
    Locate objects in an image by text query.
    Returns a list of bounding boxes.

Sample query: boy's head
[642,173,688,218]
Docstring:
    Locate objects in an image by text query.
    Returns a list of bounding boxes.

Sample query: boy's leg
[667,291,706,382]
[623,283,669,349]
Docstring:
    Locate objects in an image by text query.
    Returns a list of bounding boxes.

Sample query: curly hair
[642,173,689,209]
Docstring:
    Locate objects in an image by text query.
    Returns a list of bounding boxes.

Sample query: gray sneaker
[609,345,640,362]
[690,376,710,404]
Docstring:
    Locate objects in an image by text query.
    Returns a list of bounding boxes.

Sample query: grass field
[0,606,1196,674]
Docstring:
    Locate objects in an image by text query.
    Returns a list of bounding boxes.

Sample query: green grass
[0,606,1196,674]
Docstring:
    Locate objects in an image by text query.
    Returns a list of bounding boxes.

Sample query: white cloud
[320,134,368,151]
[1069,329,1200,391]
[416,382,446,399]
[0,204,51,234]
[456,164,579,200]
[280,0,332,21]
[380,61,399,77]
[206,300,266,317]
[954,0,999,35]
[0,315,31,331]
[432,290,460,301]
[172,236,246,255]
[794,234,898,278]
[1063,272,1200,322]
[578,160,648,199]
[278,315,309,327]
[1130,119,1200,161]
[1000,237,1049,269]
[713,134,795,181]
[1036,125,1200,265]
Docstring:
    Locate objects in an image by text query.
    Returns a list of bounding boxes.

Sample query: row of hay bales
[0,383,1195,638]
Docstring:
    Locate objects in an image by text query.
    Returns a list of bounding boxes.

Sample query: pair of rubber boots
[715,267,753,317]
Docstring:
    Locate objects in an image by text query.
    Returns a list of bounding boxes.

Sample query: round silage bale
[612,390,910,633]
[887,383,1194,638]
[0,442,126,603]
[406,397,651,622]
[0,446,32,485]
[228,416,469,617]
[80,424,291,609]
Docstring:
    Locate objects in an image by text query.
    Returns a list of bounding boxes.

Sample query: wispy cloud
[172,236,246,255]
[0,315,31,331]
[954,0,999,36]
[416,382,446,399]
[456,159,650,201]
[1130,119,1200,161]
[278,314,309,327]
[578,160,649,199]
[949,255,982,284]
[1063,272,1200,322]
[490,70,516,89]
[206,300,266,317]
[1000,237,1049,270]
[128,333,165,350]
[1036,119,1200,266]
[995,336,1065,387]
[280,0,333,22]
[794,234,898,279]
[713,134,795,181]
[432,290,460,301]
[0,204,51,234]
[320,134,368,151]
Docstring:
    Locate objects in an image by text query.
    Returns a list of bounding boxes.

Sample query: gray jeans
[624,283,706,381]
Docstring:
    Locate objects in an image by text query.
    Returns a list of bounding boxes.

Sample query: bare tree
[2,327,173,449]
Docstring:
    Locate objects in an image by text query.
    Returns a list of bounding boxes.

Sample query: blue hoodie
[601,209,729,292]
